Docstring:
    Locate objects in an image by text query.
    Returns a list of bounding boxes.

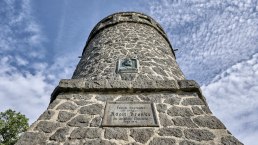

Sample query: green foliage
[0,109,29,145]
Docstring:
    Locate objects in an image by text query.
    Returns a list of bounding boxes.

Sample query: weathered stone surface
[116,95,140,101]
[74,100,92,106]
[57,102,77,110]
[221,136,243,145]
[48,99,61,109]
[67,115,90,127]
[16,132,47,145]
[156,104,167,113]
[193,116,226,129]
[184,129,215,141]
[130,129,154,143]
[73,94,92,100]
[139,94,162,103]
[90,116,102,127]
[164,97,181,105]
[57,111,75,122]
[70,128,101,139]
[179,140,199,145]
[38,110,55,120]
[172,117,198,128]
[167,106,194,117]
[158,128,182,137]
[181,98,204,106]
[191,106,204,115]
[149,137,176,145]
[104,128,128,140]
[50,127,69,142]
[80,104,103,115]
[82,139,117,145]
[159,113,173,127]
[34,121,60,133]
[201,106,212,114]
[96,94,116,102]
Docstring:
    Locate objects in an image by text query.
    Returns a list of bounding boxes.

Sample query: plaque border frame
[102,101,159,127]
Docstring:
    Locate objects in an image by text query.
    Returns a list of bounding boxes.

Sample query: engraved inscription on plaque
[102,102,159,127]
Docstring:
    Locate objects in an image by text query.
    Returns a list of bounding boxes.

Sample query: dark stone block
[193,116,226,129]
[167,106,194,117]
[57,111,75,122]
[67,115,90,127]
[35,121,60,133]
[96,94,116,102]
[104,128,128,140]
[221,136,243,145]
[181,98,205,106]
[191,106,204,115]
[164,97,181,105]
[74,100,92,106]
[179,140,199,145]
[201,106,212,114]
[139,94,162,103]
[38,110,55,120]
[80,104,103,115]
[184,129,215,141]
[130,129,154,143]
[50,127,69,142]
[48,99,61,109]
[172,117,198,128]
[16,132,47,145]
[159,113,173,127]
[156,104,167,113]
[70,128,101,139]
[57,102,77,110]
[158,128,182,137]
[149,137,176,145]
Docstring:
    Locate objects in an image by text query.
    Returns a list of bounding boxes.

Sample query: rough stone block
[158,128,182,137]
[179,140,199,145]
[159,113,173,127]
[172,117,198,128]
[104,128,128,140]
[184,129,215,141]
[70,128,101,139]
[38,110,55,120]
[35,121,60,133]
[167,106,194,117]
[181,98,205,106]
[193,116,226,129]
[16,132,47,145]
[138,94,162,103]
[80,104,103,115]
[67,115,91,127]
[164,97,181,105]
[130,129,154,143]
[50,127,69,142]
[57,111,75,122]
[149,137,176,145]
[221,136,243,145]
[156,104,167,113]
[191,106,204,115]
[116,95,140,102]
[56,102,77,110]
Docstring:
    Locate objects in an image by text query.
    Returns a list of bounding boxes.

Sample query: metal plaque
[117,58,139,73]
[102,102,159,127]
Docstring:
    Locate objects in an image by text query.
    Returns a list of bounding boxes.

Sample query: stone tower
[17,12,243,145]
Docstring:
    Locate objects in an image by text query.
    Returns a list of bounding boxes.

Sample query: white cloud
[202,53,258,145]
[147,0,258,84]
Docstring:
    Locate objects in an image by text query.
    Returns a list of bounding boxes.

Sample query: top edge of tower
[82,11,176,58]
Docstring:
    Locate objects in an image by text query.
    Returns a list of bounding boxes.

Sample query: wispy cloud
[202,53,258,145]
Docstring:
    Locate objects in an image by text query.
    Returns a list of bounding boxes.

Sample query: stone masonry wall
[16,80,242,145]
[72,12,185,81]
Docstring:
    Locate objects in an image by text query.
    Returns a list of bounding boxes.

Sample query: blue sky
[0,0,258,144]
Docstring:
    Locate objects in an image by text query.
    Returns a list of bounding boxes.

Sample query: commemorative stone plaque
[102,102,159,127]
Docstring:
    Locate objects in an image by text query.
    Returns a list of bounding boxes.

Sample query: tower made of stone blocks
[17,12,243,145]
